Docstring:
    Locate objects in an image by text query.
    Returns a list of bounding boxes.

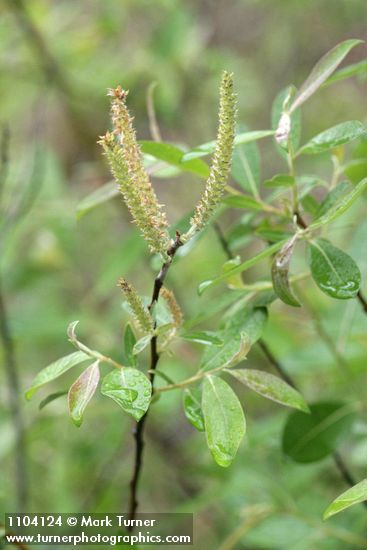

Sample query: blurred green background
[1,1,367,548]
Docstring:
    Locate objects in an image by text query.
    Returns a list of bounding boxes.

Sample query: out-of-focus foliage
[1,1,367,549]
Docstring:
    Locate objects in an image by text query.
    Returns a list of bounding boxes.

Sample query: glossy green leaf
[231,125,261,195]
[308,238,361,299]
[271,236,301,307]
[68,361,100,427]
[124,323,137,366]
[200,332,250,372]
[272,86,301,155]
[180,331,223,346]
[38,391,68,410]
[202,375,246,467]
[139,141,209,178]
[101,368,151,421]
[308,177,367,230]
[198,240,287,295]
[300,193,319,216]
[255,223,293,243]
[183,130,274,161]
[76,182,118,219]
[282,402,355,463]
[324,58,367,87]
[221,257,245,289]
[183,387,205,432]
[133,335,151,355]
[226,368,309,412]
[343,159,367,184]
[25,351,90,400]
[297,121,366,155]
[264,174,295,188]
[289,39,364,113]
[224,307,268,345]
[222,194,263,210]
[324,478,367,520]
[316,182,350,219]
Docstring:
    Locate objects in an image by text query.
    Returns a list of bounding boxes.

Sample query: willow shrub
[26,40,367,521]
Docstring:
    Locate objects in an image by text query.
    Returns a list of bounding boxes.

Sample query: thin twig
[127,233,183,527]
[0,124,10,203]
[0,276,28,511]
[257,340,296,388]
[357,290,367,313]
[146,82,162,142]
[0,128,28,512]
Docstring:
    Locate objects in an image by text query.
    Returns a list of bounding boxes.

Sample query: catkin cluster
[100,74,236,253]
[182,71,237,240]
[118,278,153,334]
[99,87,170,258]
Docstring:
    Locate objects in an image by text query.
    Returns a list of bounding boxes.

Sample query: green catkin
[160,287,183,328]
[99,87,171,258]
[183,71,237,241]
[118,278,153,334]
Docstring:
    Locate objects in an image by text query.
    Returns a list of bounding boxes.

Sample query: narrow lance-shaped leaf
[183,130,274,161]
[263,174,295,188]
[133,335,151,355]
[183,387,205,432]
[224,307,268,345]
[308,239,361,299]
[226,368,309,413]
[139,141,210,178]
[222,194,263,211]
[231,124,261,197]
[25,351,89,400]
[271,235,301,307]
[180,331,223,346]
[76,182,119,220]
[323,479,367,520]
[289,39,363,113]
[316,181,350,219]
[68,361,100,427]
[297,121,366,156]
[39,391,68,411]
[200,332,250,372]
[101,367,151,421]
[202,375,246,467]
[198,240,287,295]
[282,402,355,463]
[308,176,367,231]
[324,58,367,87]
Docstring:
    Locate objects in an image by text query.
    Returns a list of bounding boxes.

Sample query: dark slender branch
[0,276,28,511]
[0,124,10,203]
[127,232,183,528]
[0,127,28,512]
[333,452,357,487]
[294,210,307,229]
[257,340,296,389]
[357,290,367,313]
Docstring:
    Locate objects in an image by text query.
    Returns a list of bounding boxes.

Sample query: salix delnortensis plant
[26,40,367,521]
